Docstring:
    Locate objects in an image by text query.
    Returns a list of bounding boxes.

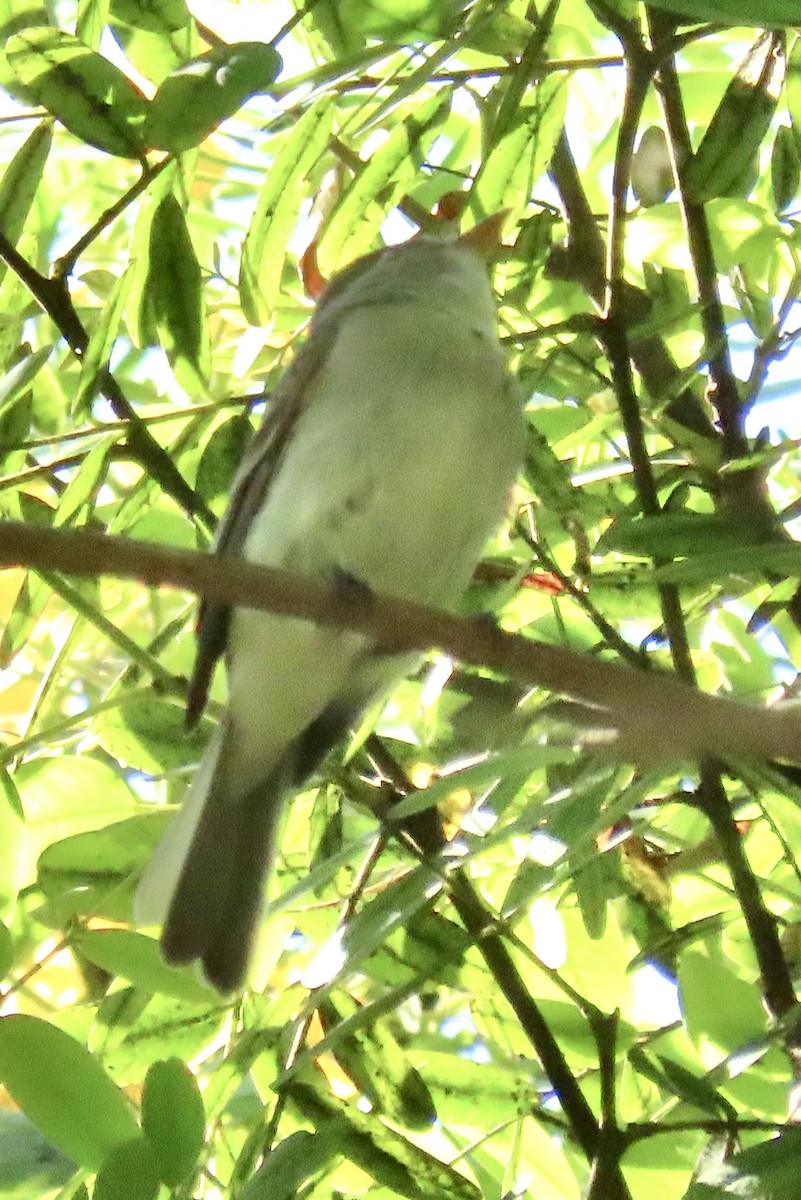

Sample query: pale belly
[243,301,524,608]
[222,299,524,792]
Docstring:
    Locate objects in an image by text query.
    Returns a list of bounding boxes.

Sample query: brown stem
[697,764,796,1021]
[0,232,214,529]
[650,26,747,461]
[2,520,801,766]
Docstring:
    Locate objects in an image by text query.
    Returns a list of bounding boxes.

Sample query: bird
[134,210,526,992]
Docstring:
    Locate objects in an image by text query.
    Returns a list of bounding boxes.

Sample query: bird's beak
[457,210,511,262]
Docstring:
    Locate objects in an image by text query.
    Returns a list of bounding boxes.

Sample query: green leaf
[0,1015,139,1171]
[195,413,252,504]
[333,866,444,978]
[288,1081,480,1200]
[73,930,216,1002]
[109,1,195,83]
[647,0,801,24]
[476,75,566,215]
[597,512,776,558]
[123,159,179,348]
[93,695,206,774]
[771,123,800,211]
[75,268,133,414]
[317,92,451,270]
[77,0,110,49]
[53,436,113,525]
[38,813,165,924]
[679,951,767,1054]
[632,125,673,207]
[18,755,138,850]
[141,1058,205,1185]
[110,0,190,33]
[0,120,51,287]
[148,193,210,393]
[308,0,465,54]
[144,41,282,153]
[240,98,333,324]
[684,32,785,204]
[93,1136,160,1200]
[318,998,436,1130]
[0,345,52,411]
[0,920,13,979]
[238,1129,340,1200]
[654,544,801,585]
[0,768,25,919]
[687,1130,801,1195]
[5,26,149,159]
[91,990,229,1085]
[0,1109,76,1195]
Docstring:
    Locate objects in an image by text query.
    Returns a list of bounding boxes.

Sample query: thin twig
[53,156,172,279]
[601,31,697,683]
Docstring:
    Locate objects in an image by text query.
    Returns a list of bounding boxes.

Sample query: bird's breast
[244,300,524,608]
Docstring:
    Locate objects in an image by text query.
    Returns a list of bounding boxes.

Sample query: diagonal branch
[2,519,801,767]
[0,231,215,530]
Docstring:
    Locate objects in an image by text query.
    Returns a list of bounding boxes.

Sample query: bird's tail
[134,730,289,993]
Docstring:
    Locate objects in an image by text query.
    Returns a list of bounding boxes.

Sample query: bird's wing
[185,329,332,726]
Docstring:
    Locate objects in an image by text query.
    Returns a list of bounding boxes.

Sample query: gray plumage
[135,219,525,992]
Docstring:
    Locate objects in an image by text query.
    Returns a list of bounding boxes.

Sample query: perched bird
[135,212,525,992]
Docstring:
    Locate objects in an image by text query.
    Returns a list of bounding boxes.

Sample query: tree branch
[2,520,801,768]
[0,231,215,530]
[697,764,797,1021]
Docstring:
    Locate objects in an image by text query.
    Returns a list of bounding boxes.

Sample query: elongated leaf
[308,0,465,55]
[0,345,52,411]
[687,1132,801,1197]
[144,41,282,153]
[648,0,801,24]
[141,1058,205,1186]
[0,769,25,918]
[288,1081,480,1200]
[771,124,800,211]
[238,1130,340,1200]
[654,543,801,584]
[111,0,190,33]
[93,694,206,773]
[53,437,112,526]
[6,27,148,159]
[0,121,51,289]
[598,512,775,558]
[195,413,252,504]
[240,98,333,324]
[73,930,215,1002]
[476,75,566,215]
[38,813,166,924]
[0,1109,76,1195]
[75,268,132,414]
[148,194,209,392]
[0,1015,139,1171]
[92,990,228,1085]
[318,92,451,270]
[311,865,442,986]
[110,4,195,84]
[684,32,785,204]
[94,1137,159,1200]
[319,998,436,1130]
[77,0,110,48]
[0,922,12,979]
[123,159,179,349]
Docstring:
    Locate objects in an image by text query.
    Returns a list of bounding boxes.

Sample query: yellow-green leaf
[6,26,149,159]
[144,41,282,153]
